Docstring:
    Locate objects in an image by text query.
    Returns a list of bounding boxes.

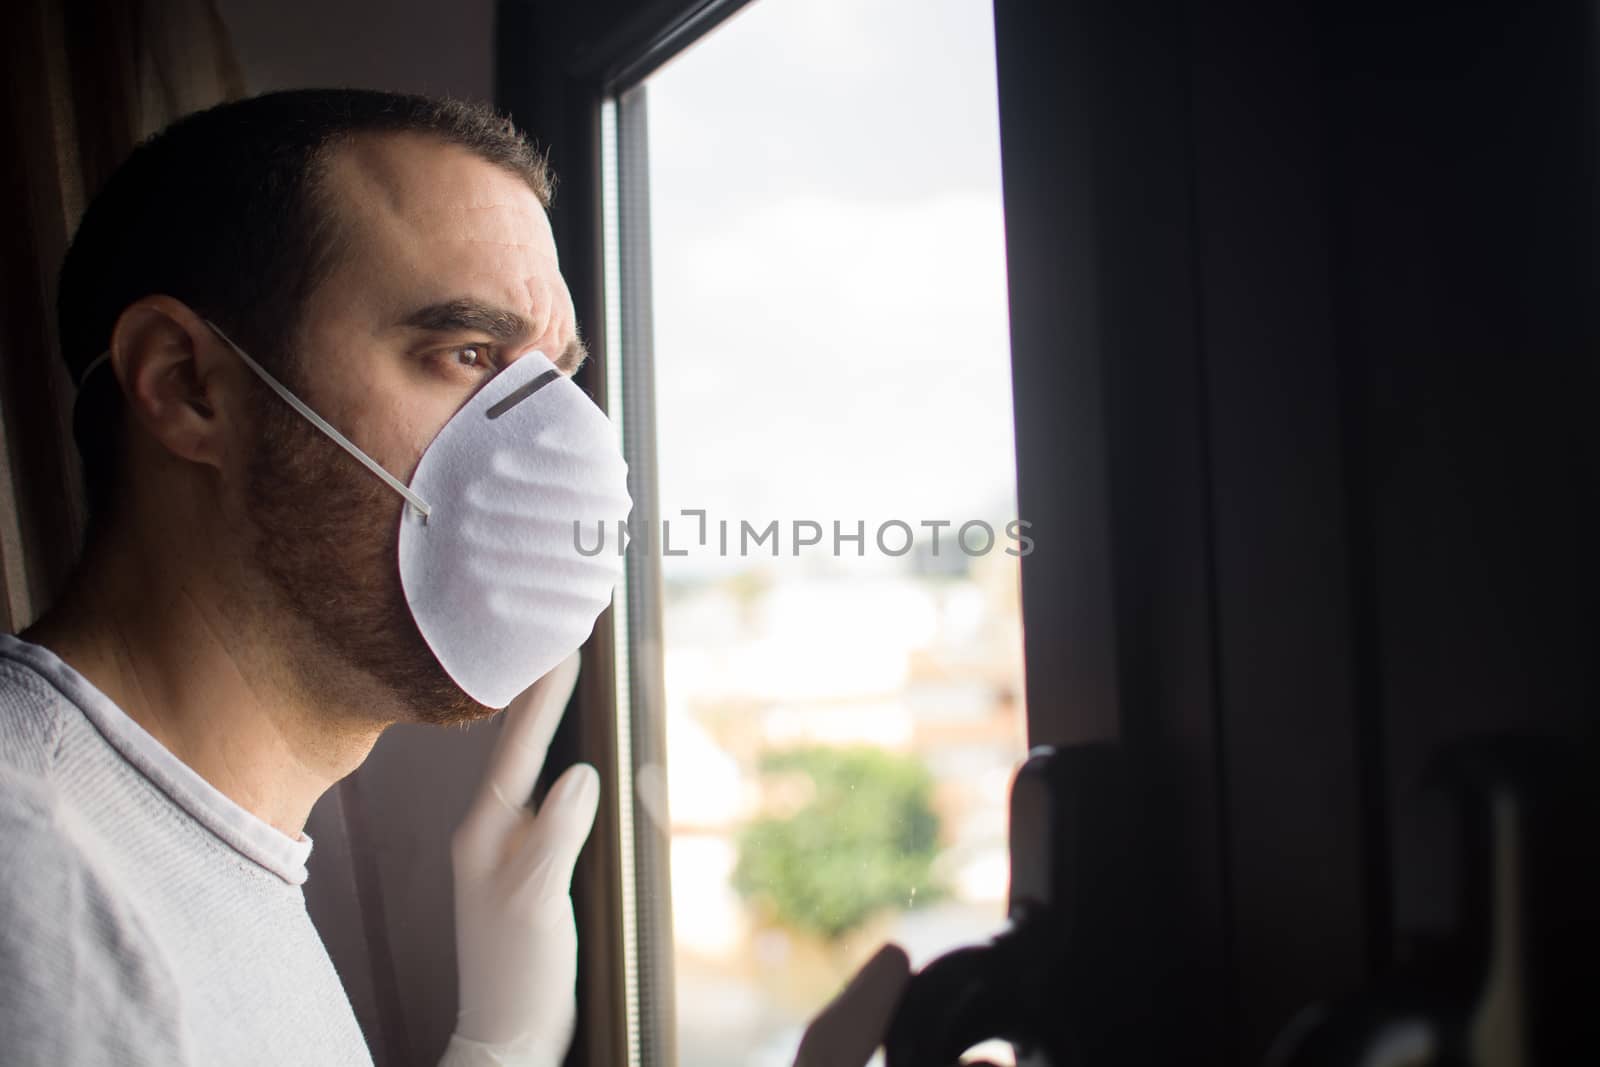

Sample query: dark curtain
[0,0,244,630]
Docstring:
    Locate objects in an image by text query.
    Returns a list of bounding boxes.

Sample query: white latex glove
[794,943,912,1067]
[439,653,599,1067]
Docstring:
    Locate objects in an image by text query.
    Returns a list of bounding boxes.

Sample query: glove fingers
[457,653,581,867]
[506,762,600,901]
[793,943,911,1067]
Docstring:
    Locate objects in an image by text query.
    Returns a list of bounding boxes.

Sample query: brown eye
[455,345,489,369]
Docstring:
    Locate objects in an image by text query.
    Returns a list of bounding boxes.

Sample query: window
[600,1,1023,1063]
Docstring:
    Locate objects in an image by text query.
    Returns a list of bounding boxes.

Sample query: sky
[634,8,1023,1062]
[637,0,1019,578]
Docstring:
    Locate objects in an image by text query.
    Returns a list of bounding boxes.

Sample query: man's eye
[453,345,491,369]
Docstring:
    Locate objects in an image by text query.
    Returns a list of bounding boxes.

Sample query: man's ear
[108,296,241,470]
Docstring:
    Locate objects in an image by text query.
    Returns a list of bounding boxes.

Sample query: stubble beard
[243,376,500,729]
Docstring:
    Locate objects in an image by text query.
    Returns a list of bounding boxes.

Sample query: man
[0,90,905,1065]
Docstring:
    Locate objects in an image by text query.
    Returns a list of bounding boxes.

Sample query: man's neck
[21,527,386,841]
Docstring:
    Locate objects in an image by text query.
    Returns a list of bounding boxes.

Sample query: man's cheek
[394,410,456,485]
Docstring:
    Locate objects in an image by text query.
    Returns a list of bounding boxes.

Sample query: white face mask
[206,321,633,709]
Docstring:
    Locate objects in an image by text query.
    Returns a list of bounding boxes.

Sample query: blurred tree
[733,746,942,942]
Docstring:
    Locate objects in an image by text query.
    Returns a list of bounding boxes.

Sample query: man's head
[60,89,589,726]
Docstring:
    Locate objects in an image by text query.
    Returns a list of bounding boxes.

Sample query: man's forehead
[322,132,556,256]
[314,132,564,327]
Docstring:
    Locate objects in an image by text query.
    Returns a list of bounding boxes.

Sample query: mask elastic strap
[78,350,113,388]
[203,319,432,522]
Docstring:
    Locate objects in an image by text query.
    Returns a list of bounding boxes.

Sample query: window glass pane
[623,1,1023,1063]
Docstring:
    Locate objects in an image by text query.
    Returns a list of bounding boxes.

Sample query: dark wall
[1321,0,1599,943]
[218,0,495,103]
[992,0,1597,1061]
[1324,7,1600,1056]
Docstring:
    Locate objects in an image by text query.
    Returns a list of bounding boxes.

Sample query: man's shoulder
[0,646,118,909]
[0,646,73,776]
[0,762,188,1050]
[0,767,155,988]
[0,762,155,945]
[0,765,118,910]
[0,646,151,908]
[0,762,59,832]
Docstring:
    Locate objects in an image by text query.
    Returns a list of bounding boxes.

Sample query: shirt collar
[0,633,315,886]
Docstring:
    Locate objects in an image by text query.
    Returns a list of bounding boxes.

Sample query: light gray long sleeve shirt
[0,632,375,1066]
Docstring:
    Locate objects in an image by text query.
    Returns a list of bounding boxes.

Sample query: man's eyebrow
[401,299,530,342]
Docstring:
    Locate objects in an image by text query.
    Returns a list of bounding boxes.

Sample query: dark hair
[60,88,554,521]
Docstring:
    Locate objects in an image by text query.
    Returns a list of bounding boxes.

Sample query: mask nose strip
[486,368,561,420]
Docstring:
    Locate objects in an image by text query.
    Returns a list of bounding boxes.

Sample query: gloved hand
[793,943,912,1067]
[438,653,599,1067]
